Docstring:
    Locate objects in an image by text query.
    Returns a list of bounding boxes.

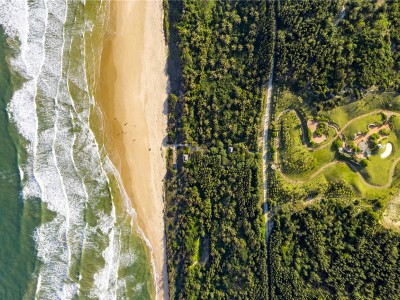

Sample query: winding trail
[273,109,400,189]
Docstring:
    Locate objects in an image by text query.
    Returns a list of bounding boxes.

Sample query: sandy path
[96,0,168,298]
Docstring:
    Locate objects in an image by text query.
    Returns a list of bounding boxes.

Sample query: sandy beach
[96,0,169,298]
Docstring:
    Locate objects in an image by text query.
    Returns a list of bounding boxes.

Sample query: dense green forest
[164,0,274,299]
[276,0,400,101]
[268,1,400,299]
[174,0,274,148]
[165,0,400,299]
[166,145,266,299]
[270,200,400,299]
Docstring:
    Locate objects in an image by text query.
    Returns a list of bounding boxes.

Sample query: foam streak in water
[0,1,155,299]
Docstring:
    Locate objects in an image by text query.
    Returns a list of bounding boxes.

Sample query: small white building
[228,146,234,154]
[183,154,189,162]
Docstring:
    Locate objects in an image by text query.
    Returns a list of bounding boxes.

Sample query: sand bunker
[381,143,393,158]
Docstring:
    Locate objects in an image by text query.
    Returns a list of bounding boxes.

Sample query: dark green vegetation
[164,0,274,298]
[270,200,400,299]
[173,0,273,148]
[268,0,400,299]
[276,0,400,101]
[166,0,400,299]
[166,145,266,299]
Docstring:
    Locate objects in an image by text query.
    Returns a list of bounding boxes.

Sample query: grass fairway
[279,161,392,200]
[391,161,400,187]
[312,146,336,168]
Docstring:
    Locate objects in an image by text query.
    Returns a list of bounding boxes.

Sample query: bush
[380,112,388,124]
[360,159,369,167]
[333,138,343,149]
[168,131,176,144]
[308,128,313,141]
[369,133,380,141]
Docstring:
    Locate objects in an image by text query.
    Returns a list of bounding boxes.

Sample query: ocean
[0,1,154,299]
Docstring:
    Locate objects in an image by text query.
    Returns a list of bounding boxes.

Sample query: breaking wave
[0,0,155,298]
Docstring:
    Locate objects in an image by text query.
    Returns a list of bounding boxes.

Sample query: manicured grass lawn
[392,161,400,186]
[312,146,336,169]
[280,161,391,200]
[360,135,400,186]
[320,162,390,199]
[280,142,336,181]
[320,93,400,127]
[342,113,384,140]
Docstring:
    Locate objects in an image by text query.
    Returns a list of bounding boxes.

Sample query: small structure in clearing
[357,140,371,158]
[339,113,394,164]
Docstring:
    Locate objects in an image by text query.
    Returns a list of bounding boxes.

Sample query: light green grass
[320,162,390,199]
[360,135,400,186]
[312,146,336,168]
[275,90,297,114]
[279,112,336,180]
[392,160,400,185]
[280,161,392,200]
[343,113,384,140]
[320,93,400,127]
[279,111,317,176]
[191,238,200,265]
[275,91,400,204]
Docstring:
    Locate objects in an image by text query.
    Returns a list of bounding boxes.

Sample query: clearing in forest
[271,93,400,200]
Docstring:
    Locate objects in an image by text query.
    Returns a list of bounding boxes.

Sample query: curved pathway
[274,109,400,189]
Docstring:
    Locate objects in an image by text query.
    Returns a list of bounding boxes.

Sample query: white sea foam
[0,0,44,199]
[1,1,155,299]
[104,156,159,299]
[89,214,119,300]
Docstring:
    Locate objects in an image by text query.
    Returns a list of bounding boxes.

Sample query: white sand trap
[381,143,393,159]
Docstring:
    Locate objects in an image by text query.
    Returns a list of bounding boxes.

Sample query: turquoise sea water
[0,1,154,299]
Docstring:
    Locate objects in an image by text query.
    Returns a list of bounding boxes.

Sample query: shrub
[379,128,391,136]
[360,159,369,167]
[369,133,380,141]
[333,138,343,149]
[380,112,388,124]
[168,131,176,144]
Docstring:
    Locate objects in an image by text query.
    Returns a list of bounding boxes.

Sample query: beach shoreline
[95,0,169,298]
